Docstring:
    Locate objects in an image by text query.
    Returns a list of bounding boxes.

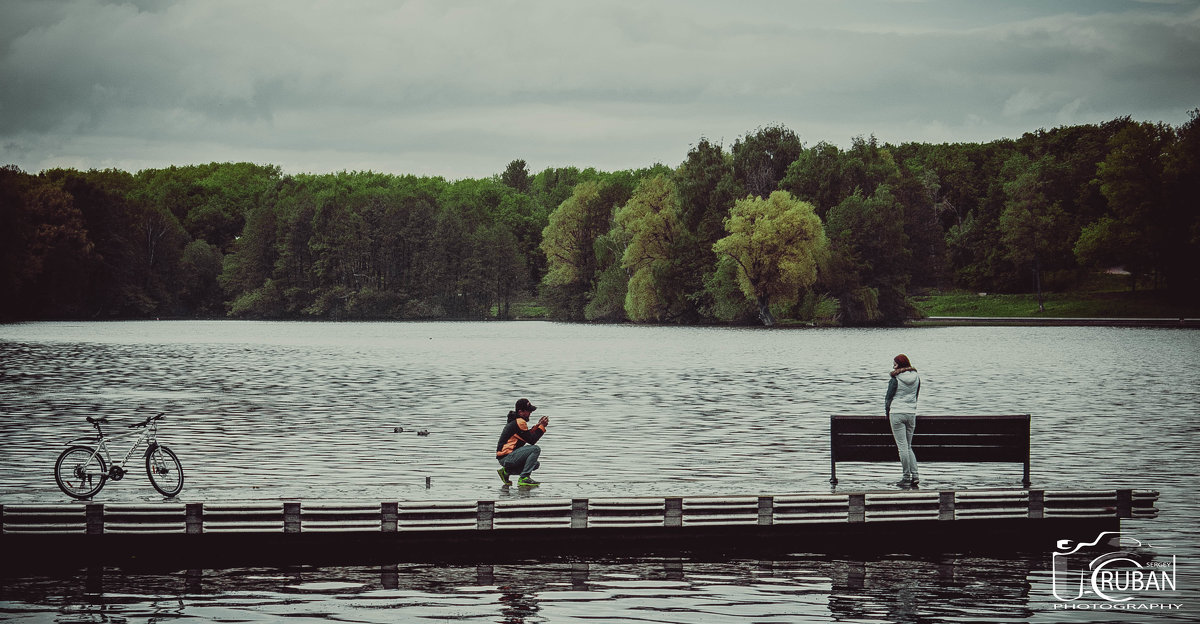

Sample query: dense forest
[2,112,1198,325]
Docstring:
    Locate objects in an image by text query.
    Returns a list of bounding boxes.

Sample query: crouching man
[495,398,548,487]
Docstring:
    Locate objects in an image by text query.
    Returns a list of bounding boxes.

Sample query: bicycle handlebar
[130,412,166,428]
[82,413,164,432]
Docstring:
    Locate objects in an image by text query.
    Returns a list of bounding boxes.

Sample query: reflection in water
[0,555,1046,624]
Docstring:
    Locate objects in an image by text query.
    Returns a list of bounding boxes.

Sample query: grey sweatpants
[889,412,919,479]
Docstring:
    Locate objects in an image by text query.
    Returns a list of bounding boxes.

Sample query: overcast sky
[2,0,1198,180]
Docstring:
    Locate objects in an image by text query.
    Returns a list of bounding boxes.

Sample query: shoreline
[907,316,1200,328]
[6,316,1200,328]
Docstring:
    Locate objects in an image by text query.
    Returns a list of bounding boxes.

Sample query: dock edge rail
[0,489,1159,535]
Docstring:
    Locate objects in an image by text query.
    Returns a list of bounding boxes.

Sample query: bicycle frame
[68,420,161,476]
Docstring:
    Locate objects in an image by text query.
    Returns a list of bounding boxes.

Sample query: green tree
[126,200,187,314]
[179,239,224,315]
[673,138,739,320]
[823,186,911,325]
[0,167,95,318]
[842,135,901,197]
[271,176,319,315]
[584,228,630,322]
[387,177,445,316]
[501,159,531,193]
[219,207,272,317]
[581,168,669,322]
[190,163,280,251]
[915,142,979,232]
[940,140,1021,292]
[474,222,527,319]
[44,168,149,316]
[436,178,497,318]
[531,166,587,220]
[494,190,548,284]
[711,191,827,326]
[732,125,803,199]
[779,141,845,218]
[1079,121,1174,290]
[133,166,205,226]
[703,256,758,323]
[133,163,280,253]
[615,174,684,322]
[999,154,1069,311]
[303,174,362,316]
[539,180,614,320]
[1073,216,1123,270]
[900,162,950,288]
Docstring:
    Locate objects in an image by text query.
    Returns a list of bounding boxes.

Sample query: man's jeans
[500,444,541,478]
[889,412,919,479]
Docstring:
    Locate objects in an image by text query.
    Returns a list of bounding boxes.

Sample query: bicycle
[54,412,184,499]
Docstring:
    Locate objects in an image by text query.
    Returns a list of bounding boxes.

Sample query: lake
[1,321,1197,622]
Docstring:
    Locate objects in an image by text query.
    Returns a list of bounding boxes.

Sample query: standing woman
[886,354,921,487]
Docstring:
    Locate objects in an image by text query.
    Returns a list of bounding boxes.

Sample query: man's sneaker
[497,467,511,485]
[517,476,540,487]
[896,477,913,488]
[910,477,920,487]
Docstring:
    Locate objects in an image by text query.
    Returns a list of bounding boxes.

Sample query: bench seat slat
[834,433,1028,444]
[832,415,1030,434]
[835,447,1029,462]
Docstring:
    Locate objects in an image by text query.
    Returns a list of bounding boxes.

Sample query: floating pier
[0,488,1159,568]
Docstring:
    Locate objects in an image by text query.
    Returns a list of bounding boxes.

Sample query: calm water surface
[1,321,1197,622]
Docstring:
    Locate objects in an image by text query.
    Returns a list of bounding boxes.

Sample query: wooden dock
[0,488,1160,568]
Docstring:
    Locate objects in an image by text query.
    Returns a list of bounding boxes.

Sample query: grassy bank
[911,289,1198,319]
[911,271,1200,319]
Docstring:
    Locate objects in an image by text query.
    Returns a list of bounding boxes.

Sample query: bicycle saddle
[86,417,109,425]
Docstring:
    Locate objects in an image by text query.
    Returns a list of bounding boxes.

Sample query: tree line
[2,111,1197,325]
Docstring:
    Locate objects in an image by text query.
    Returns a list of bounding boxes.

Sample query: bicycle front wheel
[146,445,183,497]
[55,446,108,499]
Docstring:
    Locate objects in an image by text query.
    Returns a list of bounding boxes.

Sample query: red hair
[894,354,912,368]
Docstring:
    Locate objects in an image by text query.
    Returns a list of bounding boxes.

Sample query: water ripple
[1,321,1198,622]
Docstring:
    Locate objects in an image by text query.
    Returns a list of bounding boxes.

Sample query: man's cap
[515,398,537,412]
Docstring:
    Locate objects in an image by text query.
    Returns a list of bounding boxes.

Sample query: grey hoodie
[886,370,920,416]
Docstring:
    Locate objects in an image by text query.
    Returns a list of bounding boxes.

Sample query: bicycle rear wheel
[55,446,108,499]
[146,445,183,497]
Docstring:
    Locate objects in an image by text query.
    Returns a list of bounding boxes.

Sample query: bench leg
[830,460,838,485]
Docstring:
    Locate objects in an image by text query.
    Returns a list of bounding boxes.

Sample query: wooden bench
[829,414,1031,487]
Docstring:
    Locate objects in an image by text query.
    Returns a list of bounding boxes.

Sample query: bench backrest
[830,414,1030,462]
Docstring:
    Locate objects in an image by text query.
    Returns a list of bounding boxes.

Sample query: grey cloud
[1,0,1198,178]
